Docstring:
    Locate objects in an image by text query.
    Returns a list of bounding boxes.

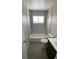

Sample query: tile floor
[28,42,48,59]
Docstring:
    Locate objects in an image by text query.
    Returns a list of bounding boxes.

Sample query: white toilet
[41,38,48,48]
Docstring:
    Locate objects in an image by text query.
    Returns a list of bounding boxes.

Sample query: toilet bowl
[41,39,48,48]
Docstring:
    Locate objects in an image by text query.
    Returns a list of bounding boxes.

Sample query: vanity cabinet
[47,40,57,59]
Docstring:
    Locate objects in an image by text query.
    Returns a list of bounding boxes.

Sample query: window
[39,16,44,23]
[33,16,44,23]
[33,16,38,23]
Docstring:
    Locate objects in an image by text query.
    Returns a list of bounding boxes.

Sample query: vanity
[47,38,57,59]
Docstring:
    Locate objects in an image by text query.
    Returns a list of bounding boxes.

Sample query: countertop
[48,38,57,51]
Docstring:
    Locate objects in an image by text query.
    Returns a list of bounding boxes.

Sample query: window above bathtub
[33,16,44,23]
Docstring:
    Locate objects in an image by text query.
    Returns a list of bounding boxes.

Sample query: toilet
[41,38,48,48]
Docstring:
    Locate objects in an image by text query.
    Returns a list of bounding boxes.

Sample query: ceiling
[22,0,56,10]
